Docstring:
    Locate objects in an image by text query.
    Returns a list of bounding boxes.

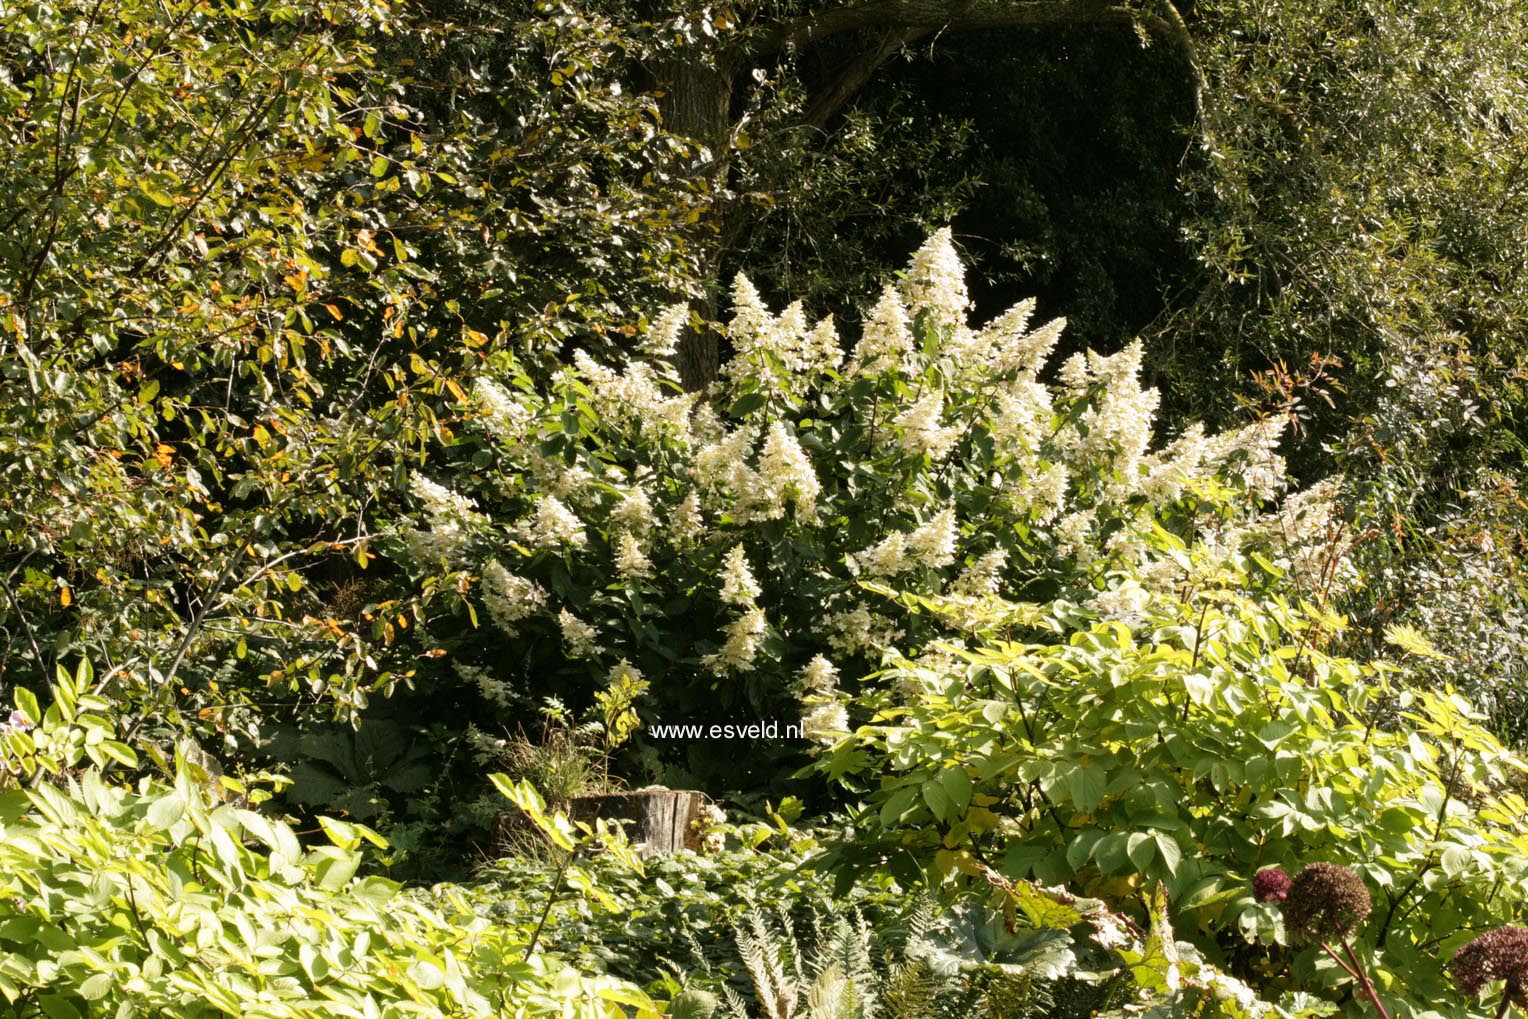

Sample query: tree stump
[569,787,702,857]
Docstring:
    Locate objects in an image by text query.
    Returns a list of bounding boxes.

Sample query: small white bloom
[1088,576,1151,623]
[907,508,958,568]
[953,548,1009,596]
[901,227,969,335]
[720,544,762,605]
[799,654,839,695]
[615,531,653,579]
[611,485,655,535]
[409,475,475,519]
[524,495,588,549]
[472,377,535,446]
[703,608,768,675]
[643,303,689,358]
[481,559,548,634]
[848,285,913,375]
[757,421,821,519]
[801,700,850,745]
[608,658,644,685]
[824,604,905,656]
[803,315,843,374]
[558,608,601,657]
[893,390,959,460]
[458,664,515,710]
[671,491,706,545]
[853,531,910,578]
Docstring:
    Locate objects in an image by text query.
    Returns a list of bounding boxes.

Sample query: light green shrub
[0,682,656,1019]
[822,585,1528,1017]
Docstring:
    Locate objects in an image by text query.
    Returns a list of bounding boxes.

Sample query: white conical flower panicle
[410,475,475,520]
[472,377,534,446]
[407,475,480,566]
[523,495,588,549]
[853,531,910,578]
[802,700,850,745]
[901,227,970,335]
[799,654,839,695]
[848,285,913,375]
[803,315,844,374]
[1204,416,1288,500]
[481,559,548,633]
[694,426,757,493]
[757,421,821,519]
[703,608,768,675]
[558,608,600,657]
[615,531,652,579]
[907,507,958,568]
[720,544,761,605]
[610,485,655,535]
[953,547,1009,596]
[643,303,688,358]
[729,273,771,350]
[893,390,960,460]
[671,491,705,545]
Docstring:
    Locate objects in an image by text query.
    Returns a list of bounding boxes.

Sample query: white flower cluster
[406,474,481,566]
[953,548,1009,596]
[481,559,547,635]
[670,491,705,545]
[847,285,914,376]
[720,544,761,604]
[719,275,843,397]
[825,604,904,657]
[901,227,970,335]
[692,421,820,523]
[610,485,655,535]
[559,608,601,657]
[1065,342,1161,495]
[642,303,688,358]
[893,390,960,460]
[703,607,768,675]
[456,663,515,710]
[571,350,696,439]
[472,377,534,448]
[798,654,849,745]
[521,495,587,549]
[851,508,958,577]
[614,532,652,579]
[692,801,728,853]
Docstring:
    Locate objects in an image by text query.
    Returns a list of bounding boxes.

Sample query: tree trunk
[653,52,734,390]
[569,787,703,857]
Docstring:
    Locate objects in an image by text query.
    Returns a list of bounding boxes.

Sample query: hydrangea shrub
[400,231,1338,780]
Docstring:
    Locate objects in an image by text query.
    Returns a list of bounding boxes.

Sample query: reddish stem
[1339,939,1393,1019]
[1320,942,1361,981]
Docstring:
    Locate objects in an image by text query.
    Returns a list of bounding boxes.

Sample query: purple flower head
[1452,926,1528,1003]
[1282,862,1372,943]
[1254,867,1291,903]
[3,709,33,732]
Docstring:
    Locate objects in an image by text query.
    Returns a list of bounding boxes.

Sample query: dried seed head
[1451,926,1528,1003]
[1282,862,1372,943]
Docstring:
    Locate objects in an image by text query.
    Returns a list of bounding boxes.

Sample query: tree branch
[749,0,1143,56]
[801,24,932,131]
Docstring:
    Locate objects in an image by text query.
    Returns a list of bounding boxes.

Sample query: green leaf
[147,793,185,829]
[1067,763,1107,813]
[14,687,39,726]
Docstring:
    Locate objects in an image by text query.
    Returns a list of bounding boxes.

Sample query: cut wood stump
[569,787,702,857]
